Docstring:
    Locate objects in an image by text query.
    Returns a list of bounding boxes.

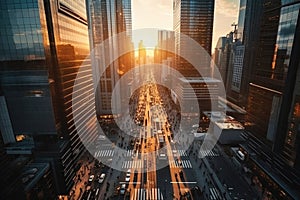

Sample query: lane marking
[170,181,197,184]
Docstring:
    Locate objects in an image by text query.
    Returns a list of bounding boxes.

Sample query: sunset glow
[132,0,239,54]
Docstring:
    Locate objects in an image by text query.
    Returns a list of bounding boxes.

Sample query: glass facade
[246,0,300,140]
[246,83,282,144]
[226,0,263,108]
[0,0,53,134]
[272,2,300,81]
[173,0,214,77]
[283,95,300,167]
[237,0,247,42]
[0,0,46,62]
[87,0,133,116]
[231,45,244,92]
[253,0,281,89]
[0,0,98,195]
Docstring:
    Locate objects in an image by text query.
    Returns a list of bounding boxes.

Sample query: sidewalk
[189,153,230,199]
[70,153,95,200]
[190,143,259,199]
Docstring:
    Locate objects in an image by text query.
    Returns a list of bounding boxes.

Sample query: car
[126,169,131,176]
[24,168,38,175]
[159,153,167,160]
[125,169,131,182]
[98,173,106,183]
[88,175,94,182]
[98,135,106,140]
[172,150,178,156]
[119,184,127,195]
[125,176,130,182]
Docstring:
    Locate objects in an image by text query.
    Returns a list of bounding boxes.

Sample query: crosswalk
[132,188,164,200]
[199,150,219,157]
[170,160,192,168]
[169,150,188,157]
[94,150,114,157]
[122,160,144,169]
[94,149,219,157]
[209,187,222,200]
[126,150,135,157]
[94,149,136,158]
[178,150,188,156]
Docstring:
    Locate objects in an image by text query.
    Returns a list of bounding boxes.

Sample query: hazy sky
[132,0,239,54]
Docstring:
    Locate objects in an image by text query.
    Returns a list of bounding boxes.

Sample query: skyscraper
[0,0,97,195]
[226,0,263,108]
[214,34,234,91]
[239,1,300,198]
[154,30,175,83]
[246,0,295,145]
[86,0,133,117]
[173,0,214,77]
[271,0,300,170]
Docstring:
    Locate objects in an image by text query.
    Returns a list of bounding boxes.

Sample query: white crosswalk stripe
[132,188,164,200]
[209,187,222,200]
[122,160,143,169]
[178,150,188,156]
[126,150,134,157]
[199,150,219,157]
[94,150,114,157]
[169,160,192,168]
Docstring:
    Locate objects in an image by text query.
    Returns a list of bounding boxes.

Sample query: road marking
[122,160,143,168]
[178,150,188,156]
[94,150,114,157]
[199,150,219,157]
[132,188,164,200]
[170,182,197,184]
[126,150,134,157]
[119,182,141,184]
[169,160,192,168]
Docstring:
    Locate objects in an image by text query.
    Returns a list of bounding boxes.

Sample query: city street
[78,73,258,200]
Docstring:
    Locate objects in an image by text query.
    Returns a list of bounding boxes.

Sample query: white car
[172,150,178,155]
[126,169,131,176]
[98,135,106,140]
[125,169,131,182]
[88,175,94,182]
[159,153,167,160]
[125,176,130,182]
[98,173,106,183]
[120,184,127,195]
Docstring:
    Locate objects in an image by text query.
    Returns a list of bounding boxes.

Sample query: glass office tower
[0,0,97,195]
[86,0,133,117]
[226,0,263,108]
[241,1,300,198]
[247,0,300,145]
[173,0,214,77]
[272,0,300,169]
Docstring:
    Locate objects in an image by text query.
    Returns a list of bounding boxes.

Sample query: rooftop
[179,77,222,83]
[215,122,244,130]
[21,162,51,191]
[203,111,244,130]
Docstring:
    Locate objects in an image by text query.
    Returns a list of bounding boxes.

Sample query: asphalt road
[80,71,258,200]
